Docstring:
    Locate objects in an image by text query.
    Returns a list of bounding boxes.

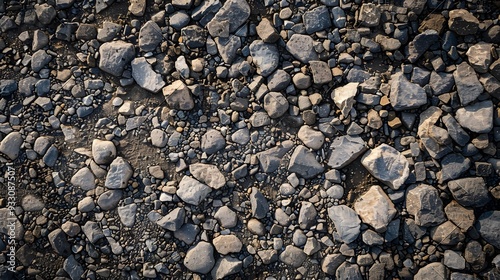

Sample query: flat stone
[429,71,454,95]
[279,245,306,268]
[181,25,207,49]
[156,207,185,231]
[176,176,211,205]
[247,218,265,235]
[183,242,215,274]
[453,62,483,106]
[98,41,135,76]
[97,21,121,42]
[445,200,475,231]
[97,190,122,210]
[390,73,427,111]
[406,184,446,227]
[354,185,397,233]
[35,3,56,25]
[82,221,105,244]
[298,125,325,150]
[201,129,225,154]
[211,257,242,279]
[466,42,492,74]
[322,254,346,275]
[415,263,448,280]
[327,135,366,169]
[448,177,490,208]
[150,129,168,148]
[189,163,225,189]
[442,114,469,146]
[105,157,133,189]
[267,69,290,91]
[448,9,479,36]
[327,205,361,244]
[310,60,332,84]
[117,203,137,227]
[358,3,380,27]
[298,201,317,229]
[92,139,116,165]
[407,30,439,63]
[263,91,289,119]
[336,262,362,279]
[258,249,278,264]
[207,0,250,37]
[430,221,465,245]
[361,144,409,190]
[476,211,500,249]
[138,20,162,52]
[332,82,358,118]
[0,131,22,160]
[77,197,95,212]
[214,206,238,228]
[71,167,96,191]
[286,34,318,64]
[131,57,165,93]
[213,235,242,254]
[444,250,466,270]
[250,187,269,219]
[250,40,279,77]
[48,229,71,256]
[288,145,324,179]
[455,100,493,134]
[21,194,45,212]
[438,153,471,183]
[174,223,199,245]
[0,79,17,96]
[129,0,146,16]
[303,5,331,34]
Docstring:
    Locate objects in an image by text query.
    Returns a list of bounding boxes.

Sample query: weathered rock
[48,229,71,257]
[214,206,238,228]
[332,82,358,118]
[0,131,22,160]
[429,71,454,95]
[263,91,289,119]
[466,42,492,74]
[430,221,465,245]
[322,254,346,275]
[31,50,52,72]
[476,211,500,249]
[298,126,325,150]
[328,205,361,243]
[63,255,84,280]
[163,80,194,110]
[211,257,242,279]
[250,187,269,219]
[448,177,490,207]
[448,9,479,36]
[213,235,242,255]
[442,114,470,146]
[327,135,366,169]
[286,34,318,64]
[249,40,279,77]
[438,153,471,183]
[35,4,56,25]
[336,262,362,279]
[129,0,146,16]
[358,3,380,27]
[183,242,215,274]
[455,100,493,133]
[407,30,439,63]
[464,240,487,271]
[81,221,105,244]
[310,60,332,84]
[92,139,116,165]
[267,69,290,91]
[444,250,466,270]
[303,5,331,34]
[406,184,446,227]
[181,25,207,49]
[177,176,211,206]
[189,163,225,189]
[361,144,409,190]
[138,20,162,52]
[298,201,317,230]
[415,263,448,280]
[390,73,427,111]
[157,207,185,231]
[453,62,483,106]
[97,190,123,210]
[288,145,324,179]
[98,41,135,76]
[71,167,96,191]
[279,245,307,268]
[201,129,225,154]
[256,18,279,43]
[445,200,475,231]
[117,204,137,227]
[207,0,250,36]
[131,57,165,93]
[105,157,133,189]
[354,185,397,232]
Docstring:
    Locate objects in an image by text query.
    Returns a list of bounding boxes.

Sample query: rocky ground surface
[0,0,500,279]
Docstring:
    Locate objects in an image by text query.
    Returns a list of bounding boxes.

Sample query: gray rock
[298,125,325,150]
[448,9,479,36]
[448,177,490,207]
[361,144,409,190]
[331,7,346,28]
[176,176,211,205]
[444,250,466,270]
[293,73,312,89]
[479,73,500,99]
[183,242,215,274]
[332,82,358,118]
[75,23,97,40]
[215,35,240,64]
[442,114,469,146]
[150,129,168,148]
[213,235,242,254]
[406,184,446,227]
[0,131,22,160]
[211,257,242,280]
[415,263,448,280]
[231,128,250,145]
[207,0,250,37]
[201,129,225,154]
[181,25,207,49]
[105,157,133,189]
[411,67,431,86]
[250,111,271,127]
[71,167,96,191]
[279,245,306,268]
[354,185,397,233]
[328,135,366,169]
[250,187,269,219]
[476,211,500,249]
[298,201,317,230]
[247,218,265,235]
[336,262,362,279]
[456,100,493,133]
[464,240,487,271]
[322,254,346,275]
[172,0,193,9]
[92,139,116,165]
[163,80,194,110]
[174,223,199,245]
[466,42,492,74]
[407,30,439,63]
[362,229,384,246]
[21,194,45,212]
[328,205,361,244]
[175,56,190,78]
[63,255,84,280]
[429,71,454,95]
[286,34,318,64]
[453,62,483,106]
[117,204,137,227]
[256,18,279,43]
[310,60,333,84]
[403,0,426,14]
[390,73,427,111]
[267,69,290,91]
[42,145,58,167]
[97,190,123,210]
[131,57,165,93]
[303,5,331,34]
[35,4,56,25]
[156,207,185,231]
[214,206,238,228]
[82,221,105,244]
[444,200,475,232]
[48,229,71,256]
[263,91,289,119]
[99,41,135,76]
[358,3,380,27]
[97,21,121,42]
[0,79,17,96]
[375,34,401,51]
[77,197,95,212]
[430,221,465,245]
[31,50,52,72]
[250,40,279,77]
[438,153,470,183]
[189,163,225,189]
[258,249,278,264]
[288,145,324,179]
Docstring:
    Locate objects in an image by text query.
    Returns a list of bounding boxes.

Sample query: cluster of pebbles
[1,0,500,279]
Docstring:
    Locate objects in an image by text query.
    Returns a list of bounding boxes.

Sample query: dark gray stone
[448,177,490,207]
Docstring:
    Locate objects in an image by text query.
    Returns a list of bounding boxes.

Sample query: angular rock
[117,204,137,227]
[263,91,289,119]
[250,187,269,219]
[466,42,492,74]
[464,240,487,271]
[444,250,466,270]
[63,255,84,280]
[336,262,362,279]
[361,144,409,190]
[444,200,475,231]
[310,61,332,84]
[429,71,454,95]
[407,30,439,63]
[213,235,242,255]
[415,263,448,280]
[267,69,291,91]
[453,62,483,106]
[358,3,380,27]
[298,126,325,150]
[0,131,22,160]
[406,184,446,227]
[82,221,105,244]
[129,0,145,16]
[181,25,207,49]
[0,79,17,96]
[98,41,135,76]
[438,153,470,183]
[215,35,240,64]
[322,254,346,275]
[71,167,96,191]
[183,242,215,274]
[249,40,279,77]
[279,245,307,268]
[390,73,427,111]
[448,9,479,36]
[455,100,493,134]
[256,18,279,43]
[332,82,358,118]
[448,177,490,207]
[430,221,465,245]
[201,129,225,154]
[286,34,318,64]
[131,57,165,93]
[303,5,331,34]
[476,211,500,249]
[48,229,71,257]
[139,20,162,52]
[189,163,225,189]
[327,135,366,169]
[31,50,52,72]
[207,0,250,36]
[97,190,123,210]
[298,201,317,230]
[176,176,211,205]
[328,205,361,244]
[214,206,238,228]
[442,114,469,146]
[211,257,242,279]
[288,145,324,179]
[105,157,133,189]
[354,185,397,233]
[156,207,185,231]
